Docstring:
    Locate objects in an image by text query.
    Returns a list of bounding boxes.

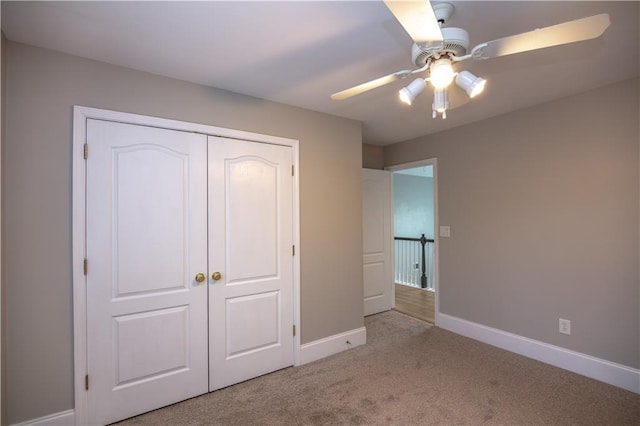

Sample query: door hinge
[293,325,296,337]
[291,165,294,176]
[83,143,88,160]
[83,259,88,275]
[85,374,89,390]
[292,245,295,256]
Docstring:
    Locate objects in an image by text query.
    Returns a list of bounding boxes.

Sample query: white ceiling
[2,1,638,146]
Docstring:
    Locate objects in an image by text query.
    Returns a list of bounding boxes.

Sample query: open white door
[208,136,294,391]
[86,119,209,425]
[362,169,393,316]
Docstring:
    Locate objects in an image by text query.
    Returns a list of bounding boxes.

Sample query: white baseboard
[299,326,367,365]
[438,313,640,394]
[12,409,75,426]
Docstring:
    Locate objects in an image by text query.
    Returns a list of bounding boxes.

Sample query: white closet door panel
[226,291,280,357]
[226,157,278,282]
[86,119,208,425]
[114,306,190,384]
[115,147,189,295]
[208,136,294,391]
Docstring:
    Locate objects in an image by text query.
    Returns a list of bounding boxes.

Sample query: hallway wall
[393,174,434,239]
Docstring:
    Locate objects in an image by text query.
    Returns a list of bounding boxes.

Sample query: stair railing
[394,234,434,289]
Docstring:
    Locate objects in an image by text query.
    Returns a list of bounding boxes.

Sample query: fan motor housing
[412,27,470,67]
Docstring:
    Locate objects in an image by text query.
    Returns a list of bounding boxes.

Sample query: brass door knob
[195,273,206,283]
[212,272,222,281]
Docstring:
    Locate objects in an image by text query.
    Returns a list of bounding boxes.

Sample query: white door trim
[385,158,439,325]
[72,106,301,425]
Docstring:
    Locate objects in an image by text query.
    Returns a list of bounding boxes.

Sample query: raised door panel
[226,157,279,283]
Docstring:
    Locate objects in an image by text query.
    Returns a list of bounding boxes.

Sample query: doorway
[386,160,438,324]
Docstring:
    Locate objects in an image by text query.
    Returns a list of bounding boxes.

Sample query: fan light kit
[331,1,610,120]
[456,70,486,98]
[429,58,455,89]
[399,78,426,106]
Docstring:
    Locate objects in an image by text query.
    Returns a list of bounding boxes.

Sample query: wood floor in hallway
[393,283,434,323]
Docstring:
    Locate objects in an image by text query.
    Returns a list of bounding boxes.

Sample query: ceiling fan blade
[472,13,610,59]
[384,0,443,44]
[331,70,412,100]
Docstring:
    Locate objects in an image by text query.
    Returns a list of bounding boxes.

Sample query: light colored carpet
[117,311,639,425]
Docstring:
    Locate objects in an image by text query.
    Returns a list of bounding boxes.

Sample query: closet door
[86,119,209,425]
[208,136,294,391]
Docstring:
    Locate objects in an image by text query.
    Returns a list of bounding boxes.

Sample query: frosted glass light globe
[429,58,455,89]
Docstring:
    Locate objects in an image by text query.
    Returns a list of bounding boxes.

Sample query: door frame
[72,106,301,425]
[385,158,439,325]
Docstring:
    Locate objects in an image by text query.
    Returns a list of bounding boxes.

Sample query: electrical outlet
[439,226,451,237]
[559,318,571,335]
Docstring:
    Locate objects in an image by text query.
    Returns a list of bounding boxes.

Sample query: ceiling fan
[331,1,610,119]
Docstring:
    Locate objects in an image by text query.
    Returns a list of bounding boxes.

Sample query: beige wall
[1,32,6,426]
[386,79,640,369]
[362,143,384,169]
[3,41,363,424]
